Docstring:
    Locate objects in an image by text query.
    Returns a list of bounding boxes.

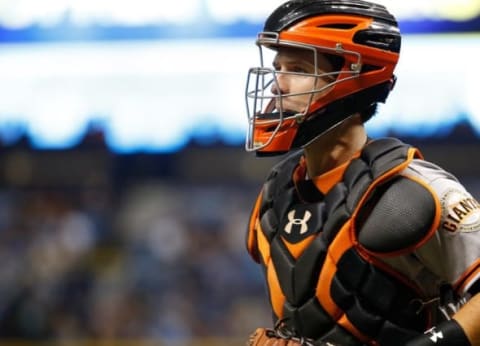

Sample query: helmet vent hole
[317,23,357,30]
[361,64,382,73]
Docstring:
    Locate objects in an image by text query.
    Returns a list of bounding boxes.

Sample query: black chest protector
[252,138,441,346]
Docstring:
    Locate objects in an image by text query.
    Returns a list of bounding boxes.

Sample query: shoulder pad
[356,175,439,254]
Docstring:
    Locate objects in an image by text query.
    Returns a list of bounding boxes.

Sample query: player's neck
[303,116,367,178]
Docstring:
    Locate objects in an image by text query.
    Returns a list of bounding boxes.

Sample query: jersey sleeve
[404,159,480,295]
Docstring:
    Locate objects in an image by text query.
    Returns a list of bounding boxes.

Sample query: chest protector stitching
[256,138,440,346]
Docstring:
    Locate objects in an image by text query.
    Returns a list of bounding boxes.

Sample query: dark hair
[324,56,382,124]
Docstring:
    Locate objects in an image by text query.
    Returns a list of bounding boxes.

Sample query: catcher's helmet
[245,0,401,155]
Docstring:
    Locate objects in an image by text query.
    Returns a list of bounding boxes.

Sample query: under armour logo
[284,210,311,235]
[425,327,443,343]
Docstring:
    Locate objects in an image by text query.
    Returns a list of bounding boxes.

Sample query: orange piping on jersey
[281,234,316,259]
[247,191,263,263]
[267,260,286,318]
[454,259,480,294]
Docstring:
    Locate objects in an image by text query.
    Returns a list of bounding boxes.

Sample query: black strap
[405,319,471,346]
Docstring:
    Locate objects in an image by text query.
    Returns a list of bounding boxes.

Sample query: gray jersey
[381,159,480,301]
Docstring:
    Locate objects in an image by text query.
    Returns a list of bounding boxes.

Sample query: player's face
[271,48,334,114]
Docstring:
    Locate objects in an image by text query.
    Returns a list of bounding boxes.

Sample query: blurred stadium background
[0,0,479,345]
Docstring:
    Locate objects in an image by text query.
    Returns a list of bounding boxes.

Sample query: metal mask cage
[245,32,363,152]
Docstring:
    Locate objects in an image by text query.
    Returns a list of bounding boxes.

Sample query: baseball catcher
[243,0,480,345]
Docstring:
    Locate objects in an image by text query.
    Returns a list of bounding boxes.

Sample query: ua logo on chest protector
[281,205,319,243]
[284,209,312,234]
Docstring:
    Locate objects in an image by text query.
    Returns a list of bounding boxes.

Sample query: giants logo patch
[440,188,480,233]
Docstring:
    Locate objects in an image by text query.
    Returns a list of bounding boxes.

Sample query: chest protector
[248,138,441,346]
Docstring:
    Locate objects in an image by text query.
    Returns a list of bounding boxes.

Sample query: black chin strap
[291,81,393,149]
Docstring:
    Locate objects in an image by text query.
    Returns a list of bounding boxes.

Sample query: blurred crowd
[0,140,479,345]
[0,178,272,342]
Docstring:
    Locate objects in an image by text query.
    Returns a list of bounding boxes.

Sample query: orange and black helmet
[245,0,401,156]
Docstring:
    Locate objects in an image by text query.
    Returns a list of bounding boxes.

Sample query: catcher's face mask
[245,33,362,154]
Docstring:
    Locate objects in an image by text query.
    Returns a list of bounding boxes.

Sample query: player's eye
[290,65,308,74]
